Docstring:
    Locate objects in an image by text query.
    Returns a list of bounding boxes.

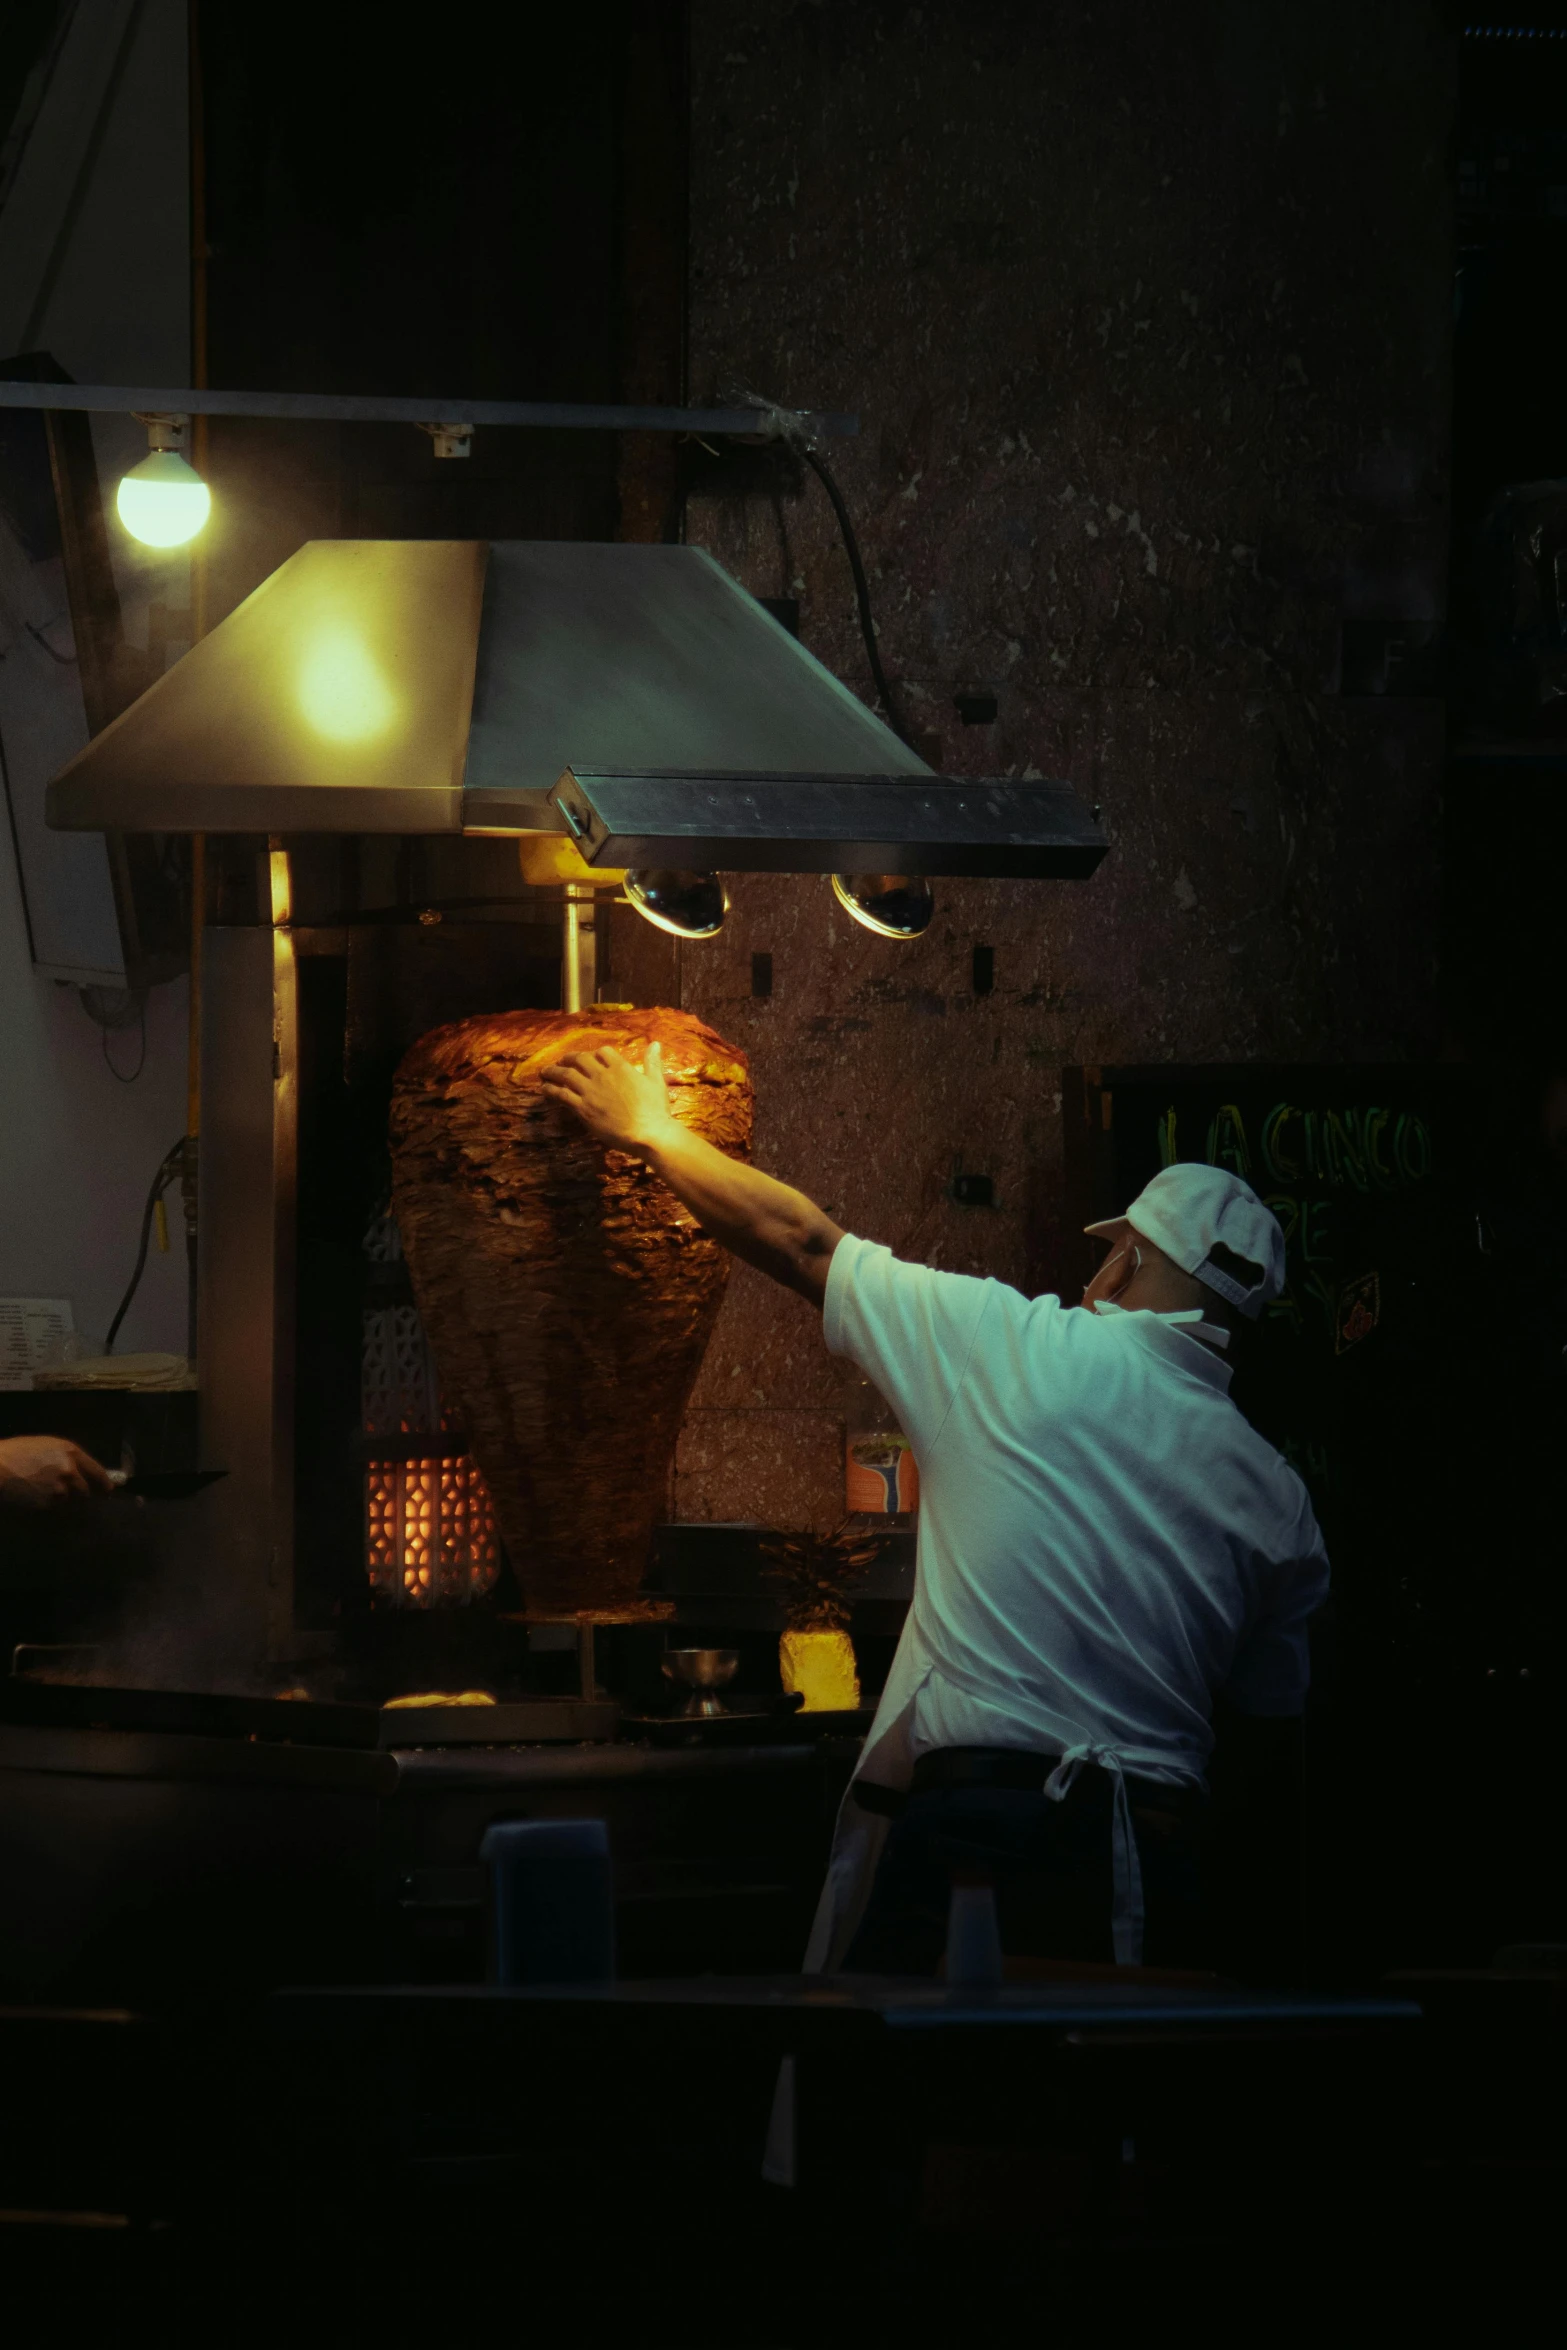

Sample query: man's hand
[539,1042,681,1159]
[539,1038,844,1308]
[0,1435,114,1509]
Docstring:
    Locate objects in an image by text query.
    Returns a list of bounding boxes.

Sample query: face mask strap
[1083,1240,1141,1302]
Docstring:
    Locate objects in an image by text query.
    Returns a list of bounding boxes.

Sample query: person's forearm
[537,1039,845,1306]
[645,1128,843,1305]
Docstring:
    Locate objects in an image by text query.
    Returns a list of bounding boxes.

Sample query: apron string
[1043,1745,1146,1968]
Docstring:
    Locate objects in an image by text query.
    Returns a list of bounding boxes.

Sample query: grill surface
[0,1679,616,1748]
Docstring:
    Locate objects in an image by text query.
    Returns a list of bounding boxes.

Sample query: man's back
[826,1236,1329,1781]
[536,1042,1325,1969]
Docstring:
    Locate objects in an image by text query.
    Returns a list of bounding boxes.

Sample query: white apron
[802,1606,1197,1975]
[764,1618,1181,2188]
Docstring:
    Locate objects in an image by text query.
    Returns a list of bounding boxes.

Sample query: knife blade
[107,1469,228,1500]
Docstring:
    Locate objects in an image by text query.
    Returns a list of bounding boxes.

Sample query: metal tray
[379,1699,618,1747]
[0,1678,618,1749]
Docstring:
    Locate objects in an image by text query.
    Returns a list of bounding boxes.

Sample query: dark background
[197,2,683,611]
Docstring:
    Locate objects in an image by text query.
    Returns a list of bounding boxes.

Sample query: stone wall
[637,0,1456,1529]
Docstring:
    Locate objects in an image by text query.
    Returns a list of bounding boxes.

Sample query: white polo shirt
[824,1235,1330,1792]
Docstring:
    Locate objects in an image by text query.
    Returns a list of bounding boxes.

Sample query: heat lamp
[831,872,935,939]
[623,870,729,939]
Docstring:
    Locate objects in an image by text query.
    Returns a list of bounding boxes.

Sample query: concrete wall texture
[655,0,1457,1529]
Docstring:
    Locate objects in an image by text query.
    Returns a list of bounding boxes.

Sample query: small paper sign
[0,1298,77,1390]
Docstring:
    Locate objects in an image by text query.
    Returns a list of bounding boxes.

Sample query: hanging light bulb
[116,451,211,548]
[831,873,935,940]
[115,415,211,549]
[624,869,728,939]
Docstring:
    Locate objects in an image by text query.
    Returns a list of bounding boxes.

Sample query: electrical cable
[797,444,914,749]
[104,1137,187,1353]
[101,997,146,1082]
[722,387,936,935]
[725,387,914,749]
[78,984,148,1082]
[25,620,76,666]
[793,441,938,935]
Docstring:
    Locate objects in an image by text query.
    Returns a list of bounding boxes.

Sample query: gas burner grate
[367,1452,500,1606]
[362,1210,499,1607]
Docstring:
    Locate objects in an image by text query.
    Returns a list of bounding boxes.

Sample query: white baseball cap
[1085,1163,1285,1319]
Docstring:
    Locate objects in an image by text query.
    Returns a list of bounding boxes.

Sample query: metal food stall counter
[0,1688,857,2007]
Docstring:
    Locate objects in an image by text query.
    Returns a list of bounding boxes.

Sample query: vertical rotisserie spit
[389,1006,752,1615]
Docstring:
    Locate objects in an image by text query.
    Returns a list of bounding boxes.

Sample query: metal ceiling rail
[0,381,857,437]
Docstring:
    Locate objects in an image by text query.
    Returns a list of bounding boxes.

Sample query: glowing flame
[366,1454,500,1607]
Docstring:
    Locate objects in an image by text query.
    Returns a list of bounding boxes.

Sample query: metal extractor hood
[45,539,1108,878]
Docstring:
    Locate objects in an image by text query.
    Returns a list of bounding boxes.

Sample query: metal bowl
[661,1647,741,1717]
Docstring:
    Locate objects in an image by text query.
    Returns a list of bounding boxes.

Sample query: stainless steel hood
[45,539,1107,877]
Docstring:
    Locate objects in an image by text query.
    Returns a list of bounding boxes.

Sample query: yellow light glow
[517,832,626,888]
[114,451,211,548]
[779,1627,861,1713]
[297,629,399,743]
[366,1453,500,1607]
[382,1690,496,1710]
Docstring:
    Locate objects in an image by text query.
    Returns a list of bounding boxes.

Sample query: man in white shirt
[542,1041,1330,1973]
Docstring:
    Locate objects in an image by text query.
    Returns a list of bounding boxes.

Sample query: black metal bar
[0,382,857,436]
[548,771,1110,879]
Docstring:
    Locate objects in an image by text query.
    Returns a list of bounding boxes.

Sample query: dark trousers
[841,1759,1209,1976]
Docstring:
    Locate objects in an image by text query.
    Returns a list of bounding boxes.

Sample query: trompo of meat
[388,1006,752,1615]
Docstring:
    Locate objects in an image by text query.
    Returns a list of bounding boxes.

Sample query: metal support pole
[561,885,595,1013]
[562,893,582,1014]
[183,839,203,1367]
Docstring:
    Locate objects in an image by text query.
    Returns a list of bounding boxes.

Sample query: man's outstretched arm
[539,1042,844,1309]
